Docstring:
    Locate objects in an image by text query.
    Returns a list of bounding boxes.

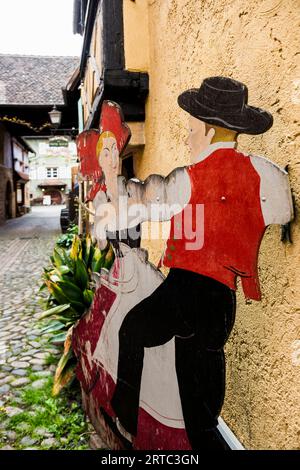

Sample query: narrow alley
[0,207,89,450]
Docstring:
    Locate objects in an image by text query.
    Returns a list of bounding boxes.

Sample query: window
[46,167,58,178]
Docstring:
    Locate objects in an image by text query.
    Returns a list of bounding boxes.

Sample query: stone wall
[125,0,299,450]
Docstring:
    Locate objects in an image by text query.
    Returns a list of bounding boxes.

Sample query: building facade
[74,0,299,450]
[12,135,31,215]
[27,138,78,205]
[0,123,15,223]
[0,122,31,223]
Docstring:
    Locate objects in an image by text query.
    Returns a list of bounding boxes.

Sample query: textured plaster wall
[123,0,150,72]
[128,0,300,450]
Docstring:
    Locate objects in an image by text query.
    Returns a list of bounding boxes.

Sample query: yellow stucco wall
[123,0,150,72]
[127,0,299,450]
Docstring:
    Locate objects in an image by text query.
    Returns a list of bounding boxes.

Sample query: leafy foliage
[41,233,115,395]
[56,224,79,248]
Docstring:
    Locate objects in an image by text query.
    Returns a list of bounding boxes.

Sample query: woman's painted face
[98,136,119,182]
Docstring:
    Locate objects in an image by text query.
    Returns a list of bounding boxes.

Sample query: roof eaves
[14,134,35,154]
[0,103,66,108]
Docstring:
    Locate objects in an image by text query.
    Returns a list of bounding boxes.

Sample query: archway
[44,190,62,205]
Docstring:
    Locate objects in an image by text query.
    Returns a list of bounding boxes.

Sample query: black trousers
[111,268,236,450]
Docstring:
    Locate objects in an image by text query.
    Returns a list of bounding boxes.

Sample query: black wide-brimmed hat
[178,76,273,135]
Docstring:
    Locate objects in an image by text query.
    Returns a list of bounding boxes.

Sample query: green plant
[40,233,115,396]
[56,224,79,248]
[3,377,89,450]
[44,353,59,366]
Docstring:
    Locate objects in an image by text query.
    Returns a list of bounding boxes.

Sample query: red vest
[162,148,266,300]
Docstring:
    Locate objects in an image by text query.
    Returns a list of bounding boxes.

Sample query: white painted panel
[250,155,294,225]
[218,417,245,450]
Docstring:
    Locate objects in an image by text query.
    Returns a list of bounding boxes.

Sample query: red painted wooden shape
[163,148,266,300]
[99,101,131,154]
[76,101,131,201]
[72,247,192,450]
[77,129,102,181]
[73,281,192,450]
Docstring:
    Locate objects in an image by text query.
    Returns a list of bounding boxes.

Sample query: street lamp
[48,105,62,128]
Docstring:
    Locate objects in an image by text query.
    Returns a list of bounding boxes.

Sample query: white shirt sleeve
[250,155,294,226]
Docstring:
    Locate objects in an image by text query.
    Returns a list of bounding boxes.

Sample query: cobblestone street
[0,207,89,450]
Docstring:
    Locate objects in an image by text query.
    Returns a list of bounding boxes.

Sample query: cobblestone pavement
[0,207,90,450]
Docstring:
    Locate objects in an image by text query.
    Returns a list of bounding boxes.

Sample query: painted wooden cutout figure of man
[74,78,293,450]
